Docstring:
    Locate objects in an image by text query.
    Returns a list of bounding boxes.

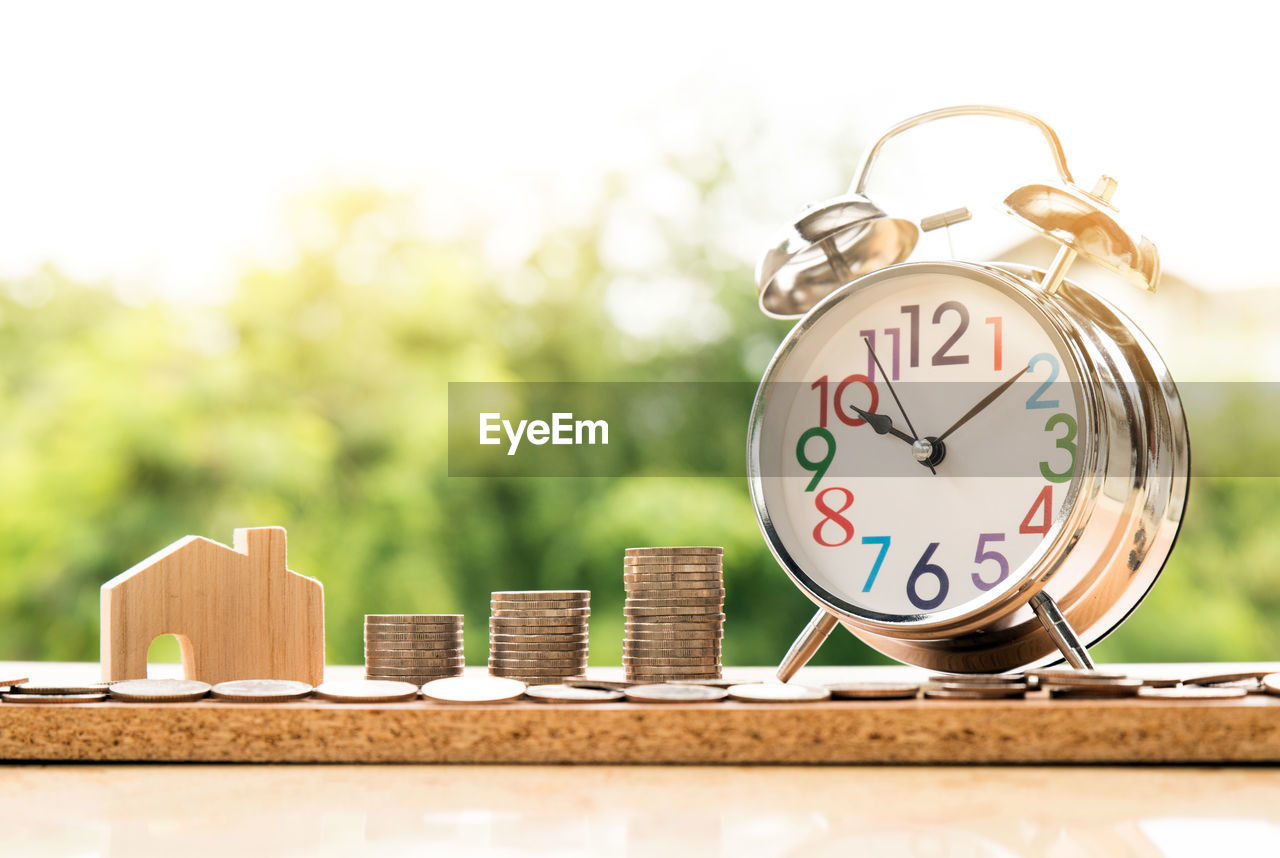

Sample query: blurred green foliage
[1,184,1276,669]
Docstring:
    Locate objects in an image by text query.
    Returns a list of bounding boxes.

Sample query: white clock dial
[754,266,1085,622]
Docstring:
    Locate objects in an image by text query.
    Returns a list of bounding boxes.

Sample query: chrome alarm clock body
[749,105,1190,676]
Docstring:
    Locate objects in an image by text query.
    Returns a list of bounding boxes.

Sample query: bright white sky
[1,1,1278,300]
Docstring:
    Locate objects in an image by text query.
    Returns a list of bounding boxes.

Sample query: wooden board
[3,662,1279,764]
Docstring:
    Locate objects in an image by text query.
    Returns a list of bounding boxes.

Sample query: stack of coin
[623,546,723,683]
[1028,668,1143,699]
[489,591,589,684]
[364,614,464,684]
[923,674,1030,699]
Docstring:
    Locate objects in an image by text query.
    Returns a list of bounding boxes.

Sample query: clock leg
[1029,591,1096,669]
[776,609,840,682]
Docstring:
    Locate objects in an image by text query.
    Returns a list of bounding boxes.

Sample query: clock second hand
[862,336,935,475]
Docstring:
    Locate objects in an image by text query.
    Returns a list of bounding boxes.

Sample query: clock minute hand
[847,405,916,446]
[935,365,1031,444]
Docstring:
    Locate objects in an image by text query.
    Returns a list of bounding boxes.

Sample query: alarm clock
[748,106,1189,676]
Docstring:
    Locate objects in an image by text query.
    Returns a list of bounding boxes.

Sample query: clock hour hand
[847,405,916,446]
[935,364,1031,443]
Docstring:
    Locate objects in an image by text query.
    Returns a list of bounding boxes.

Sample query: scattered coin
[926,676,1024,691]
[1046,680,1143,699]
[109,678,212,702]
[210,679,313,702]
[8,682,112,695]
[1025,668,1129,684]
[420,676,526,703]
[0,675,30,688]
[625,683,728,703]
[1139,686,1248,700]
[565,678,638,690]
[726,683,829,703]
[524,684,623,703]
[670,678,750,688]
[314,679,420,702]
[1186,671,1270,687]
[827,682,921,700]
[1138,677,1183,688]
[2,692,107,704]
[924,686,1028,700]
[1264,674,1280,697]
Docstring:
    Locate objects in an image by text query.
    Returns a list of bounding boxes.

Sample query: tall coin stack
[623,546,724,682]
[364,614,464,684]
[489,591,590,684]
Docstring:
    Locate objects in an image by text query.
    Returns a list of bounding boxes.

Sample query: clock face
[751,264,1086,623]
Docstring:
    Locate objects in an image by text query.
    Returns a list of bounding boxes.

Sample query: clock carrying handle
[851,104,1075,195]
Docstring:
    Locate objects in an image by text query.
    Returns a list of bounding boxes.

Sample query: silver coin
[1039,677,1144,692]
[109,678,212,702]
[1139,677,1183,688]
[623,566,723,576]
[210,679,313,702]
[365,630,463,639]
[9,682,112,695]
[2,692,107,704]
[489,660,589,672]
[490,617,587,628]
[366,673,459,684]
[924,686,1027,700]
[365,614,463,624]
[625,683,728,703]
[489,633,590,643]
[726,683,829,703]
[490,590,590,601]
[420,676,526,703]
[627,664,723,676]
[366,659,467,670]
[491,674,586,684]
[314,680,419,702]
[624,647,721,658]
[524,684,624,703]
[1186,671,1270,687]
[1139,685,1248,700]
[1263,673,1280,696]
[1047,684,1143,699]
[364,646,463,657]
[1026,668,1129,684]
[564,678,638,690]
[490,609,591,620]
[928,673,1026,685]
[623,609,725,619]
[827,682,921,700]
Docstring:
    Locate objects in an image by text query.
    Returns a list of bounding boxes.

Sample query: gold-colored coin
[489,633,590,644]
[624,645,721,656]
[210,679,313,702]
[0,675,30,688]
[365,630,463,641]
[365,614,463,624]
[623,608,725,619]
[627,665,724,677]
[624,586,726,598]
[490,590,590,601]
[625,623,724,634]
[627,550,727,558]
[2,692,107,704]
[368,664,465,674]
[314,680,419,702]
[490,660,588,671]
[491,600,589,612]
[490,607,590,618]
[524,684,623,703]
[624,684,728,703]
[623,563,723,573]
[109,679,212,703]
[826,682,921,700]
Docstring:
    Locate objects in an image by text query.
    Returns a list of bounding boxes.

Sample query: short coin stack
[364,614,464,684]
[623,546,724,683]
[489,591,590,684]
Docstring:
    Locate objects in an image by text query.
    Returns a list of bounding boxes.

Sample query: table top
[4,661,1280,856]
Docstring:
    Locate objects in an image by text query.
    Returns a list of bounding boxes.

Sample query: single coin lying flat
[210,679,313,702]
[2,692,107,704]
[524,684,623,703]
[420,676,526,704]
[565,678,638,690]
[314,679,420,703]
[726,683,830,703]
[624,683,728,703]
[1138,686,1248,700]
[827,682,921,700]
[9,682,112,695]
[109,679,212,702]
